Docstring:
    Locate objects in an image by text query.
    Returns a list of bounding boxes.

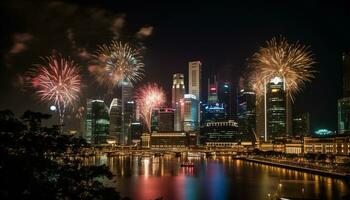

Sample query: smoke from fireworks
[249,37,316,99]
[28,56,81,126]
[135,83,165,133]
[91,41,144,89]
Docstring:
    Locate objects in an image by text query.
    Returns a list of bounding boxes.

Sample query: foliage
[0,110,122,200]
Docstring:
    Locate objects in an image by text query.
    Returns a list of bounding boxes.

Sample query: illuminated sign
[270,77,282,85]
[184,94,196,99]
[271,88,279,93]
[210,87,216,91]
[315,129,333,135]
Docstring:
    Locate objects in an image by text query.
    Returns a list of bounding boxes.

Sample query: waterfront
[85,155,350,200]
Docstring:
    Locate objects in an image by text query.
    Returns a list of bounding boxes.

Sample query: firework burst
[249,37,316,100]
[92,41,144,89]
[28,55,81,126]
[135,83,165,133]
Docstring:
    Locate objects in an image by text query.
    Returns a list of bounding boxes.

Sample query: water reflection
[85,156,350,200]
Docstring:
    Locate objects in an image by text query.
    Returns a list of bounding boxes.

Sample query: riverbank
[244,157,350,180]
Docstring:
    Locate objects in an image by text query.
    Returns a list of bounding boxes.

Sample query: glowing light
[28,55,81,126]
[248,37,316,100]
[135,83,165,133]
[271,88,279,93]
[50,105,57,111]
[315,129,333,135]
[270,76,282,84]
[91,41,144,89]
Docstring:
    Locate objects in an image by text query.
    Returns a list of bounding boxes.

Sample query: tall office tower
[180,94,199,131]
[151,108,175,132]
[338,52,350,135]
[188,61,202,130]
[109,98,122,143]
[292,112,310,136]
[342,53,350,97]
[266,77,291,139]
[172,73,185,131]
[207,76,218,104]
[237,88,256,135]
[200,120,242,146]
[172,73,186,108]
[124,100,135,144]
[188,61,202,99]
[219,81,233,118]
[85,99,109,144]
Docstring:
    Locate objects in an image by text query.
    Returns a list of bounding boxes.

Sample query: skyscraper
[188,61,202,130]
[109,98,122,143]
[85,99,109,144]
[219,81,233,118]
[237,88,256,135]
[180,94,199,131]
[188,61,202,100]
[292,112,310,136]
[207,76,218,104]
[151,108,175,132]
[338,52,350,135]
[266,77,291,139]
[172,73,186,108]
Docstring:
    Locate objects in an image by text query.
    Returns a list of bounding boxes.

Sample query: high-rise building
[201,103,226,124]
[292,112,310,136]
[265,77,292,139]
[342,53,350,97]
[151,108,175,132]
[109,98,122,143]
[188,61,202,130]
[172,73,186,108]
[237,88,256,135]
[85,99,109,144]
[338,98,350,135]
[338,53,350,135]
[124,100,135,144]
[207,76,218,104]
[180,94,199,131]
[188,61,202,100]
[219,81,233,118]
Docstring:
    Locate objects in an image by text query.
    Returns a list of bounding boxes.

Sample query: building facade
[85,99,109,144]
[207,76,218,104]
[172,73,186,108]
[151,108,175,132]
[180,94,199,131]
[292,112,310,136]
[237,89,256,135]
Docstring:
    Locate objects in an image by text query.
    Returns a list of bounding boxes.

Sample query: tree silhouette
[0,110,124,200]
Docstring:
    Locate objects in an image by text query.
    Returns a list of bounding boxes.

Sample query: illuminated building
[201,103,226,123]
[148,132,197,149]
[151,108,175,132]
[207,76,218,104]
[200,120,243,146]
[292,112,310,136]
[314,129,334,136]
[338,53,350,135]
[188,61,202,128]
[172,73,185,108]
[180,94,199,131]
[85,99,109,144]
[130,122,143,143]
[237,88,256,135]
[342,52,350,97]
[172,73,185,131]
[188,61,202,100]
[304,135,350,155]
[109,98,121,143]
[219,81,233,118]
[124,100,136,144]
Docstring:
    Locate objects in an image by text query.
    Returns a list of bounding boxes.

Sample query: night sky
[1,0,350,132]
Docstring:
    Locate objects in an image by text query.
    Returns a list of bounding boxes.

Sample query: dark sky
[1,0,350,132]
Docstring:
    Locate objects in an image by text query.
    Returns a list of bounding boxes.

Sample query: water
[85,155,350,200]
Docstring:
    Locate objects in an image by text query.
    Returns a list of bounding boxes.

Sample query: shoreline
[244,157,350,180]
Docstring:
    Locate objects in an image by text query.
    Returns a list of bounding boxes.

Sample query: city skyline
[1,0,350,132]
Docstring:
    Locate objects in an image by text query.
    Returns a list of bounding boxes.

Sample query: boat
[181,162,195,167]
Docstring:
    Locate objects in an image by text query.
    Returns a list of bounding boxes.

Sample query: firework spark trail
[29,56,81,126]
[135,83,165,133]
[92,41,144,90]
[249,37,316,100]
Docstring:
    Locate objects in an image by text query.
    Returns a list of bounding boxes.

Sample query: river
[84,155,349,200]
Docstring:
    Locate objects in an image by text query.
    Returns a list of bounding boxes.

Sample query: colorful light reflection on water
[84,155,350,200]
